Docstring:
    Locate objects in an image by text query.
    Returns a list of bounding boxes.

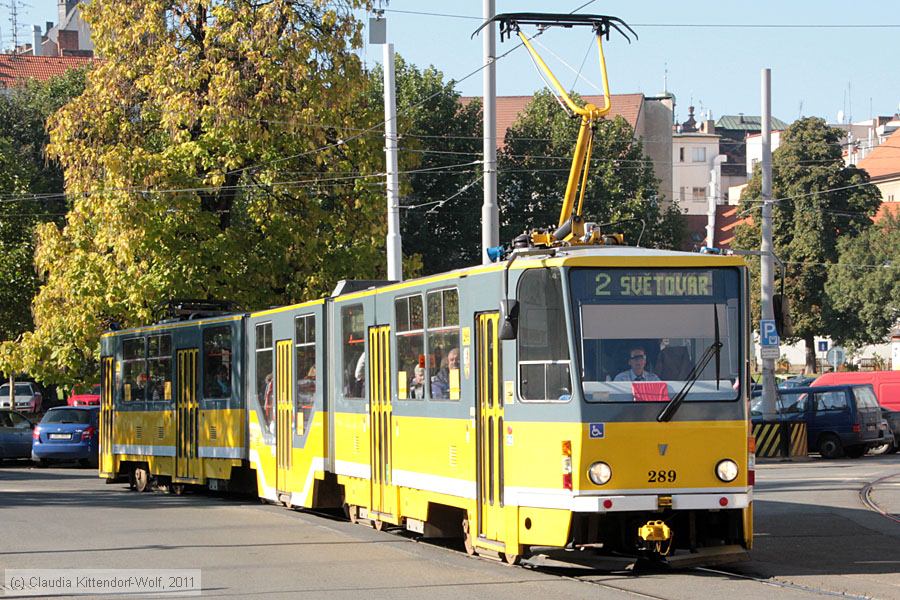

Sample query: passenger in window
[431,347,459,399]
[614,346,660,382]
[213,366,231,397]
[354,352,366,396]
[299,366,316,396]
[410,365,426,399]
[263,373,274,430]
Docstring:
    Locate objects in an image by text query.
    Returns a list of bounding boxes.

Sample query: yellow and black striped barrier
[753,422,808,458]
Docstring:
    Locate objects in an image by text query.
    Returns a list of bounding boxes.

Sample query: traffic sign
[760,319,779,346]
[826,346,845,367]
[817,341,828,353]
[760,345,780,360]
[589,423,605,439]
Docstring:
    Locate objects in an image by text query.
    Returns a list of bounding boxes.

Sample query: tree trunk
[805,334,817,374]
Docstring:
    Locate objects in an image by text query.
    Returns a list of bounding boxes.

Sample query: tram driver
[614,346,660,382]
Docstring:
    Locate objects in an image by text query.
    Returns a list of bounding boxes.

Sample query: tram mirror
[499,299,519,340]
[774,294,792,338]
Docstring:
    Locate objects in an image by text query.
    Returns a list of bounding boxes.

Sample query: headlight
[716,459,739,482]
[587,461,612,485]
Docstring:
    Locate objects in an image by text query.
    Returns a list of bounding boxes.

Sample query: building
[14,1,93,58]
[857,127,900,221]
[0,54,94,90]
[466,93,675,205]
[716,114,788,187]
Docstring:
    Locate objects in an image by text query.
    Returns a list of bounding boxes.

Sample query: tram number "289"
[647,470,677,483]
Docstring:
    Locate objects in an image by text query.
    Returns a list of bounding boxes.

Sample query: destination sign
[594,271,713,298]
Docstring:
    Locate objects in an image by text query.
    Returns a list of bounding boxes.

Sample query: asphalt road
[0,454,897,599]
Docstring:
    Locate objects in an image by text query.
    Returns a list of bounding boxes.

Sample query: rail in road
[0,456,898,599]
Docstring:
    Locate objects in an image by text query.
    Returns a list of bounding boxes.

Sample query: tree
[5,0,385,385]
[733,117,881,372]
[498,89,684,248]
[0,69,87,344]
[367,56,483,275]
[825,211,900,346]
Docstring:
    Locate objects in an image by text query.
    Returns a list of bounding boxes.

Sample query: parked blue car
[31,406,99,467]
[751,384,885,458]
[0,410,36,461]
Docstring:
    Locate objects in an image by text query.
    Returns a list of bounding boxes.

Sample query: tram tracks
[858,471,900,525]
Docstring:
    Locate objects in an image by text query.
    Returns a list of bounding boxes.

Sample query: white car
[0,382,43,413]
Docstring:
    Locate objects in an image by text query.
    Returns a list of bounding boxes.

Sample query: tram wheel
[500,552,521,566]
[462,519,476,556]
[372,519,385,531]
[133,466,150,493]
[171,483,185,496]
[345,504,359,524]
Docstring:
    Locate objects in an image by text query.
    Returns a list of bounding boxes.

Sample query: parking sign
[760,319,779,346]
[818,341,828,353]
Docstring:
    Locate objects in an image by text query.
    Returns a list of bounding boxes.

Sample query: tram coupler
[638,520,672,543]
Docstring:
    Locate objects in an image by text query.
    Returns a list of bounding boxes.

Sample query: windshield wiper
[657,304,723,423]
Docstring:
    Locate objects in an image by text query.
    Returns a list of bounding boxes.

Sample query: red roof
[0,55,94,88]
[858,128,900,180]
[461,93,645,146]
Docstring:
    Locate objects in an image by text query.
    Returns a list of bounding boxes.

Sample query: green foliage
[367,55,483,274]
[498,90,684,248]
[7,0,384,385]
[733,117,881,367]
[825,211,900,345]
[0,68,87,345]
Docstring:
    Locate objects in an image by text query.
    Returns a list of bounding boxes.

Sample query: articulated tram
[98,13,753,563]
[100,247,753,562]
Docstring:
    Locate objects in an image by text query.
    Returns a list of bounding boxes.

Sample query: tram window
[256,322,274,431]
[122,337,146,402]
[203,327,232,400]
[147,334,172,402]
[341,304,365,399]
[427,288,460,400]
[518,269,571,402]
[395,294,424,400]
[295,314,316,434]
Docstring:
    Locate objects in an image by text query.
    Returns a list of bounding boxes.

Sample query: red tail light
[82,425,96,441]
[852,424,860,433]
[748,470,755,486]
[562,440,573,490]
[32,427,40,440]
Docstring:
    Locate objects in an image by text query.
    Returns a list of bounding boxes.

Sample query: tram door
[275,340,293,492]
[99,356,115,474]
[175,349,200,481]
[368,325,397,521]
[476,313,505,541]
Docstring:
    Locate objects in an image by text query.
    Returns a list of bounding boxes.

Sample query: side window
[779,392,806,414]
[815,390,848,412]
[122,337,146,402]
[518,269,571,401]
[9,412,30,429]
[852,386,879,409]
[203,327,232,399]
[256,323,274,430]
[147,334,172,402]
[395,294,425,400]
[427,288,460,400]
[341,304,365,399]
[295,314,316,434]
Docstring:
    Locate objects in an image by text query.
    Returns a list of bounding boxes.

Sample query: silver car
[0,382,43,413]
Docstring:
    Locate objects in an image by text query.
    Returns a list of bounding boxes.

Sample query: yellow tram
[99,13,754,563]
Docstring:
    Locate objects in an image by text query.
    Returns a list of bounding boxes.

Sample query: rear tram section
[100,247,753,563]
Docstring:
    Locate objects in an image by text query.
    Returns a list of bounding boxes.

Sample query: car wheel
[32,457,47,468]
[818,434,844,459]
[133,466,151,492]
[845,445,866,459]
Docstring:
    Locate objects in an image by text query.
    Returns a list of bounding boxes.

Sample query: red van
[812,371,900,411]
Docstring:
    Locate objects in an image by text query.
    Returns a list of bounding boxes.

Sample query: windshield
[42,409,94,425]
[570,268,742,403]
[0,384,34,396]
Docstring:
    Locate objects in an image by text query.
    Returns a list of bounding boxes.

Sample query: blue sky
[5,1,899,125]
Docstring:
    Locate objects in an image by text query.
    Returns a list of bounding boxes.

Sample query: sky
[3,1,899,125]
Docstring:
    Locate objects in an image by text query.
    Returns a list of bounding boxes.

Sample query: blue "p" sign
[760,319,779,346]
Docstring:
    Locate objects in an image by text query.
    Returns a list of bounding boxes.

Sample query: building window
[692,147,706,162]
[680,186,686,203]
[256,322,274,428]
[295,314,316,435]
[427,288,460,400]
[203,327,231,399]
[679,147,685,162]
[395,294,425,399]
[342,304,365,398]
[147,334,172,402]
[692,187,706,202]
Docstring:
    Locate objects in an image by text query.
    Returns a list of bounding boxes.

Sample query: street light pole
[760,68,777,420]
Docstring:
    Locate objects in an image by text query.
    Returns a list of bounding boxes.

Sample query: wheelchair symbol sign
[589,423,605,439]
